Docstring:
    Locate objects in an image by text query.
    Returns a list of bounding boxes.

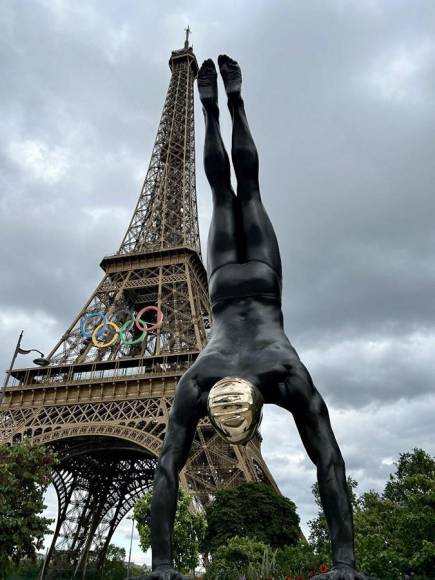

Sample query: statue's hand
[134,566,190,580]
[312,564,379,580]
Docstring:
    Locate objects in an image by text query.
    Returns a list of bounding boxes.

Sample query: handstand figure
[145,55,375,580]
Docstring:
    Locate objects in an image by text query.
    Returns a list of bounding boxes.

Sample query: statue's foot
[198,58,218,110]
[218,54,242,100]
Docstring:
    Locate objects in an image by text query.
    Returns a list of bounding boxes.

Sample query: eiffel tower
[0,36,278,577]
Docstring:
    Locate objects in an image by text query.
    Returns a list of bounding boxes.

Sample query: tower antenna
[184,25,191,48]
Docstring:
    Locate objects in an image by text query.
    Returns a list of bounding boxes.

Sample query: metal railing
[5,352,198,389]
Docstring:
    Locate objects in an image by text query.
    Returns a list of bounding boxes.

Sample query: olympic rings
[135,306,164,333]
[92,321,119,348]
[80,312,107,339]
[119,317,148,346]
[80,306,163,349]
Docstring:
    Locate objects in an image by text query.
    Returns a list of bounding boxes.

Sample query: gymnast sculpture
[144,55,376,580]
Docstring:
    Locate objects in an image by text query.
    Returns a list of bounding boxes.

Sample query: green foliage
[275,541,324,578]
[42,543,144,579]
[106,544,126,562]
[4,545,146,579]
[355,449,435,579]
[127,562,151,577]
[204,535,270,579]
[3,558,41,579]
[204,482,300,554]
[99,544,127,580]
[134,488,206,573]
[308,448,435,580]
[0,442,57,579]
[204,537,325,579]
[308,477,358,563]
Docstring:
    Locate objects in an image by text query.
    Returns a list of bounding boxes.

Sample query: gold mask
[207,377,264,445]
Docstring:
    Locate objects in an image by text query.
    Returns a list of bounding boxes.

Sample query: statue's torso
[193,261,298,399]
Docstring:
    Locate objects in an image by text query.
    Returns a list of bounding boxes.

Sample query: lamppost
[2,330,50,394]
[126,513,135,578]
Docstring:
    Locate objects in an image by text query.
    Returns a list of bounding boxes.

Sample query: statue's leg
[218,54,282,278]
[277,366,355,569]
[198,59,241,277]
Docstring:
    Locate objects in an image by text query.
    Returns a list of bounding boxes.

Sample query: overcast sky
[1,0,435,567]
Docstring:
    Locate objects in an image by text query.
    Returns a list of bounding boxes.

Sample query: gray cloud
[1,0,434,556]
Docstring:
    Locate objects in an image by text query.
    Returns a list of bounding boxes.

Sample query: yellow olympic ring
[91,321,120,348]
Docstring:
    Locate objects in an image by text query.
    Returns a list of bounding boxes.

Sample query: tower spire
[184,25,191,49]
[118,42,199,256]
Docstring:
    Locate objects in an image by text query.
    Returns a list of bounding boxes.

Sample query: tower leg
[40,469,77,579]
[41,439,158,578]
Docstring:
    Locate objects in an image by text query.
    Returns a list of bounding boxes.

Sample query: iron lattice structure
[0,42,278,577]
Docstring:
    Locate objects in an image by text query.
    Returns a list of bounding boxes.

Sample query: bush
[204,536,270,579]
[204,483,300,554]
[204,537,326,580]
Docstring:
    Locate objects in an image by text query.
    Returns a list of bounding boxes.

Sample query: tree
[375,448,434,578]
[134,488,206,573]
[0,441,57,579]
[309,449,435,580]
[308,477,358,563]
[100,544,127,580]
[203,482,300,554]
[353,490,406,579]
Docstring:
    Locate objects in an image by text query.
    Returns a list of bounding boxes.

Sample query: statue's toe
[218,54,236,67]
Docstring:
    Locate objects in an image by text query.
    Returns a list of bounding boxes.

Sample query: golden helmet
[207,377,264,445]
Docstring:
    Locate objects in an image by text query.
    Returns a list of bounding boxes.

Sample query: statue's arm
[279,367,357,575]
[150,374,202,573]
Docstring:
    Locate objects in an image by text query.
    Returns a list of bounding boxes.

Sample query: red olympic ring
[135,306,164,333]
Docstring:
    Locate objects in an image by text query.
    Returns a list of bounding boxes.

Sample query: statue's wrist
[152,561,172,571]
[333,560,355,570]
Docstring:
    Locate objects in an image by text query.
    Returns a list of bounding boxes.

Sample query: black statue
[144,55,376,580]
